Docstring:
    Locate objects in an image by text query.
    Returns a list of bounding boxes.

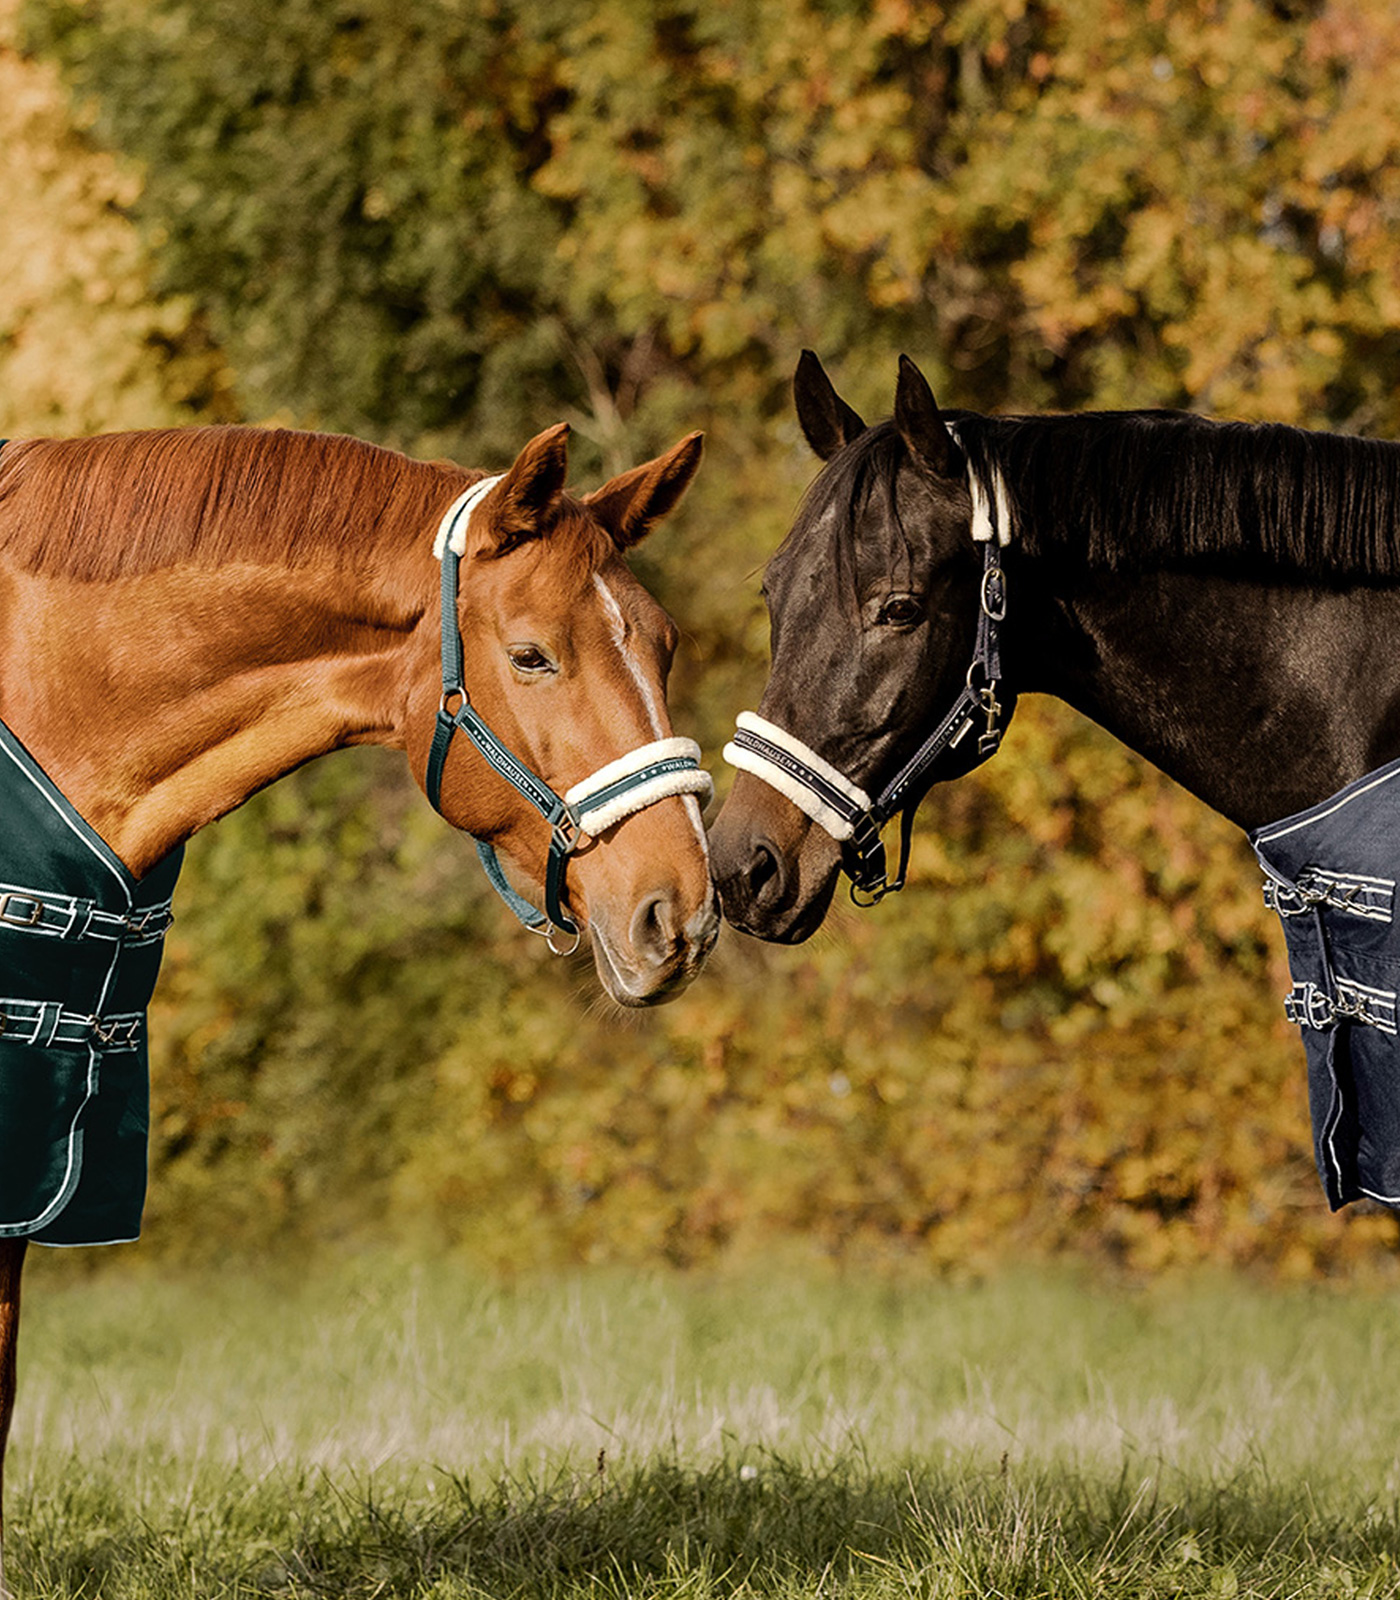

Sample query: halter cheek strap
[426,476,712,951]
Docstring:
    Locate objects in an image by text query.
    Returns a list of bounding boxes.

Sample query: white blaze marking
[592,571,709,855]
[680,792,709,857]
[593,570,664,738]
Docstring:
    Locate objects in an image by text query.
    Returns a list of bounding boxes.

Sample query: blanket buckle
[0,893,41,929]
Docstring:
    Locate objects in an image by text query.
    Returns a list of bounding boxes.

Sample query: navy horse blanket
[0,715,180,1245]
[1254,757,1400,1211]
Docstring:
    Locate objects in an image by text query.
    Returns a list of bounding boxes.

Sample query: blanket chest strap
[0,884,173,946]
[0,997,144,1052]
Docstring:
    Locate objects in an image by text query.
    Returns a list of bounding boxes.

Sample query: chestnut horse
[0,418,717,1584]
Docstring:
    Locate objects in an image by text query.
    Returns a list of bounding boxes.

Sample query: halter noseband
[426,476,712,953]
[724,446,1011,906]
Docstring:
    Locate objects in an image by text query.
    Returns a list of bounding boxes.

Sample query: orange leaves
[0,0,232,435]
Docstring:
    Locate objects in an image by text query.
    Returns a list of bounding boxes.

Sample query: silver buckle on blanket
[1285,979,1399,1035]
[1287,982,1341,1032]
[1264,869,1395,925]
[0,893,41,928]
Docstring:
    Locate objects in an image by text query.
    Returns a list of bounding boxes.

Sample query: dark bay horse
[711,350,1400,1212]
[714,349,1400,929]
[0,419,717,1584]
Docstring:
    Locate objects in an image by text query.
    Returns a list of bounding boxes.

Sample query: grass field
[9,1254,1400,1596]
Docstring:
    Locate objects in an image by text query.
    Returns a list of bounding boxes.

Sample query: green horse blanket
[0,715,181,1245]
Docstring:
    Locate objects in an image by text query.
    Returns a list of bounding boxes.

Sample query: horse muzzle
[588,881,721,1005]
[709,772,841,944]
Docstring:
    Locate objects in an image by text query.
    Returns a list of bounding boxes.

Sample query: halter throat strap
[725,529,1010,905]
[425,478,711,949]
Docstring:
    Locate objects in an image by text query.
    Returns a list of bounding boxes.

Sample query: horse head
[711,352,1018,942]
[406,423,718,1005]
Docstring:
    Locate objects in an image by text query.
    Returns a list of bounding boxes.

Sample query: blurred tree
[19,0,1400,1279]
[529,0,1400,429]
[0,0,232,434]
[26,0,1400,440]
[21,0,667,466]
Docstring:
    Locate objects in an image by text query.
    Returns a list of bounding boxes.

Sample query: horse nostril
[747,839,785,907]
[630,891,679,967]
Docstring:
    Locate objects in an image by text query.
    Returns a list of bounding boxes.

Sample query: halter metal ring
[440,686,468,716]
[544,922,583,956]
[525,916,582,956]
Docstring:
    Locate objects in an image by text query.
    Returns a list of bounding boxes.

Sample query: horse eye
[877,595,924,627]
[506,643,555,675]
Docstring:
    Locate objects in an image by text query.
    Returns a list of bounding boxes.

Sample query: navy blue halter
[725,538,1009,904]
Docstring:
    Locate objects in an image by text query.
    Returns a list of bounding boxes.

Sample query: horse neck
[1017,561,1400,832]
[0,540,436,878]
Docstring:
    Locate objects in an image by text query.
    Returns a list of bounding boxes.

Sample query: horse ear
[894,354,962,480]
[584,431,704,549]
[475,422,571,557]
[794,349,866,460]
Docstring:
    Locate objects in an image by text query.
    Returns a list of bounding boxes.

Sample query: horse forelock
[771,424,906,620]
[0,426,470,584]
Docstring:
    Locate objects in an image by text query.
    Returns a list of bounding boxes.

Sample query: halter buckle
[550,809,582,860]
[844,803,914,907]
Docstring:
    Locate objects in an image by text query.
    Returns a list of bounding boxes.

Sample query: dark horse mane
[802,410,1400,585]
[0,426,478,582]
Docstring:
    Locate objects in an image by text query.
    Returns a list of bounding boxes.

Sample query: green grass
[10,1256,1400,1595]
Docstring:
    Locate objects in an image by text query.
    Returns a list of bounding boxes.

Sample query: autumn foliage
[8,0,1400,1277]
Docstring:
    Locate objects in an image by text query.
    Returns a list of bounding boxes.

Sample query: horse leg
[0,1238,26,1600]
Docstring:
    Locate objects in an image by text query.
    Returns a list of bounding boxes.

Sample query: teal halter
[424,477,711,953]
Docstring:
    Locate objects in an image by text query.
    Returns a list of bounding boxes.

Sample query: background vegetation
[8,0,1400,1278]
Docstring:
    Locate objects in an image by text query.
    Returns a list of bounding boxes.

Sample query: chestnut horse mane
[0,425,489,582]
